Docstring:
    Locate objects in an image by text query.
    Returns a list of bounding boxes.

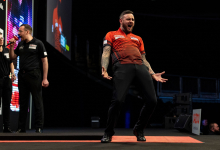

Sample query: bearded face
[18,26,28,41]
[120,14,135,34]
[213,123,219,132]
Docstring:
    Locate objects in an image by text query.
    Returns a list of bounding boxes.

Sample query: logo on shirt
[103,40,107,45]
[130,37,139,41]
[114,35,125,40]
[29,44,37,49]
[19,46,24,50]
[4,53,9,59]
[44,52,47,56]
[0,3,3,11]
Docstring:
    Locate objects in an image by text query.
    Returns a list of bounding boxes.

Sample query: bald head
[209,123,219,132]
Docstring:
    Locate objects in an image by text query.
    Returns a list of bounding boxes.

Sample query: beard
[20,36,24,41]
[122,22,133,33]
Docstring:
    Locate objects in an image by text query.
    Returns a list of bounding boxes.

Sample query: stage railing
[157,74,220,100]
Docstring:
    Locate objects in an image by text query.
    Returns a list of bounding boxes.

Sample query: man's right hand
[102,67,112,80]
[9,38,16,46]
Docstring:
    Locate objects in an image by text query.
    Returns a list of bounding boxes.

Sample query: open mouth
[127,25,133,30]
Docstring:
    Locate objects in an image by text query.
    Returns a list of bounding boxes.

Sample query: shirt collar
[25,37,35,44]
[118,28,132,35]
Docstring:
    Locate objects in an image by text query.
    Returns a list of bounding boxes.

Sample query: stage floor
[0,128,219,150]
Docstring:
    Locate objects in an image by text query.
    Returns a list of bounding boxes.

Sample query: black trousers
[18,69,44,130]
[105,64,157,135]
[0,77,12,128]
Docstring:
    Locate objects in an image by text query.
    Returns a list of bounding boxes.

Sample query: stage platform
[0,128,219,150]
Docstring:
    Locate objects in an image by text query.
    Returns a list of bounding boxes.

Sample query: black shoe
[16,129,26,133]
[101,133,112,143]
[133,129,146,141]
[35,128,43,133]
[3,127,13,133]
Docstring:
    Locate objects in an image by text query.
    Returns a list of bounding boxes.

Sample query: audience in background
[209,123,220,135]
[200,119,209,135]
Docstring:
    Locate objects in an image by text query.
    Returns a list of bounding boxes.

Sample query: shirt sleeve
[14,43,20,56]
[103,32,113,47]
[38,41,48,58]
[139,37,145,55]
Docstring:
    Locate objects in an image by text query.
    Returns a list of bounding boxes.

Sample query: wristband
[150,73,155,75]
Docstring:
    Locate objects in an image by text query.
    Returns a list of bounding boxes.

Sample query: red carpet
[0,136,203,143]
[112,136,203,143]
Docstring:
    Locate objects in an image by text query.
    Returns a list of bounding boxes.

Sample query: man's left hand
[152,71,168,83]
[11,73,16,82]
[42,79,49,87]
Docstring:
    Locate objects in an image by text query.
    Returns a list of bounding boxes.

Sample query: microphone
[6,35,19,46]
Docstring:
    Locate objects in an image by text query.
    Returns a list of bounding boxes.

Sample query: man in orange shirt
[101,10,168,143]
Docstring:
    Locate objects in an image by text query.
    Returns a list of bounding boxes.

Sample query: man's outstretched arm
[142,54,168,83]
[141,54,155,75]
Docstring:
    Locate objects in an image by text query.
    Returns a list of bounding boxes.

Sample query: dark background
[33,0,220,128]
[0,0,6,39]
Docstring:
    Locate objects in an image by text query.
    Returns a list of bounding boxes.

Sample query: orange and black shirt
[103,28,145,65]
